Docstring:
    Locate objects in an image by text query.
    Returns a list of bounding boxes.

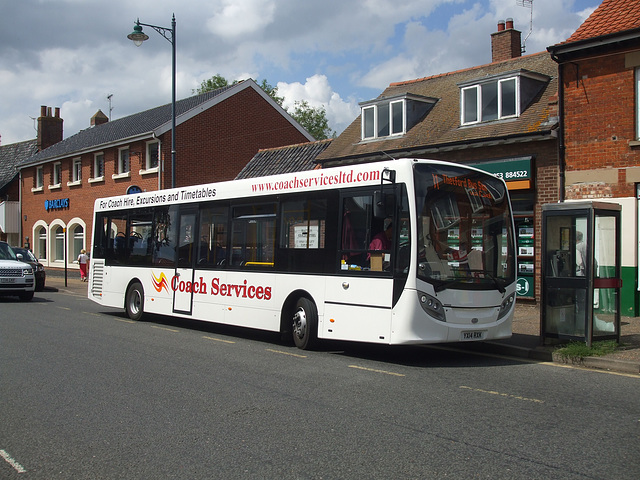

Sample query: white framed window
[68,157,82,186]
[118,147,130,174]
[361,100,406,140]
[146,141,160,171]
[461,77,518,125]
[35,166,44,189]
[50,162,62,189]
[90,152,104,183]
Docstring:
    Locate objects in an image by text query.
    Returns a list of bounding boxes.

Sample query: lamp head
[127,22,149,47]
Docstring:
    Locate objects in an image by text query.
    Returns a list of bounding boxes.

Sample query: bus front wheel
[292,297,317,350]
[125,282,144,321]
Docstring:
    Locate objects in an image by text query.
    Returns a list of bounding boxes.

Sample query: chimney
[37,105,63,151]
[491,18,522,63]
[91,110,109,127]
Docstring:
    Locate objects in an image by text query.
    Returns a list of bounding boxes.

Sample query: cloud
[277,75,359,135]
[207,0,276,39]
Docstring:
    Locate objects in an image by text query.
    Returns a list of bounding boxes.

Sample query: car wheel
[19,291,34,302]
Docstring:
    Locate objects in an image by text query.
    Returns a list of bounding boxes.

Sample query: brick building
[318,19,561,302]
[548,0,640,314]
[19,79,313,271]
[0,107,62,245]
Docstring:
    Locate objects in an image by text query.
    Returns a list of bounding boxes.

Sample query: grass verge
[554,340,619,362]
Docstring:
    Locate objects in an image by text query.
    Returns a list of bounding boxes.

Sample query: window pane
[148,142,159,169]
[231,204,276,267]
[153,206,178,266]
[198,206,228,267]
[500,78,516,117]
[73,225,84,260]
[280,199,327,249]
[463,87,478,123]
[377,103,390,137]
[363,107,375,138]
[55,226,64,261]
[391,102,404,134]
[481,82,498,121]
[340,194,373,270]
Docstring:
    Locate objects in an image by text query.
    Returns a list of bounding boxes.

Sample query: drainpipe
[552,54,566,202]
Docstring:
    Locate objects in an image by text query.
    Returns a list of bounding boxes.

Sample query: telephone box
[541,202,621,346]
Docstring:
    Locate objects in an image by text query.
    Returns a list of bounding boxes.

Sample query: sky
[0,0,601,146]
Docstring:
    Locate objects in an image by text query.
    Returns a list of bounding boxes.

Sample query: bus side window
[231,203,276,268]
[340,194,373,271]
[152,206,178,267]
[198,205,228,267]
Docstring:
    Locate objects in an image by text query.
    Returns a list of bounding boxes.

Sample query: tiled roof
[564,0,640,44]
[21,83,240,167]
[317,52,558,163]
[0,139,37,191]
[236,139,331,179]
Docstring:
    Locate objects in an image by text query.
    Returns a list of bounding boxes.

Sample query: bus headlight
[418,291,445,322]
[497,293,515,320]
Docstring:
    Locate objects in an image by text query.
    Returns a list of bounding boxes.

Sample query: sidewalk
[482,302,640,375]
[44,272,640,374]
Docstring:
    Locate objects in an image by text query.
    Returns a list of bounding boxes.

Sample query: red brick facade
[19,84,310,270]
[561,51,640,200]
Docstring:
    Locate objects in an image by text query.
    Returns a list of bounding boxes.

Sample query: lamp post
[128,14,177,189]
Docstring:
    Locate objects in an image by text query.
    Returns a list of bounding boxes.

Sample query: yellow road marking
[152,325,179,333]
[203,336,235,344]
[460,385,544,403]
[116,318,136,324]
[349,365,405,377]
[266,349,307,358]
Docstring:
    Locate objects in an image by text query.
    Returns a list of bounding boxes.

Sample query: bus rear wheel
[125,282,144,321]
[292,297,317,350]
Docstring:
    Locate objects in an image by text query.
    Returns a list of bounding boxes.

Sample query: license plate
[0,278,16,283]
[461,330,485,341]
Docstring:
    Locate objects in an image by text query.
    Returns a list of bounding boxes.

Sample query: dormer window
[360,94,437,141]
[459,70,549,126]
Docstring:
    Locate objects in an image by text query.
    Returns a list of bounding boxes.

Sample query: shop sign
[516,276,534,297]
[127,185,143,195]
[44,198,69,211]
[470,157,532,181]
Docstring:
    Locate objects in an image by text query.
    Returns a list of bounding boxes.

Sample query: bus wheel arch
[125,280,145,321]
[283,291,318,350]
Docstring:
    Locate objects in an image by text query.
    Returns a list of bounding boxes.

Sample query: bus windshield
[414,163,515,291]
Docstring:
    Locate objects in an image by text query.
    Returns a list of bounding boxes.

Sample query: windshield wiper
[468,269,506,293]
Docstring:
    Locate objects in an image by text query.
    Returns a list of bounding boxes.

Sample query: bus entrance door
[173,208,198,315]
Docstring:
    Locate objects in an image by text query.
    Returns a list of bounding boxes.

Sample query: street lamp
[128,14,177,189]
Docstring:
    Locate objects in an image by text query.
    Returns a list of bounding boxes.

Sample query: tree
[289,100,335,140]
[192,74,235,95]
[194,74,334,140]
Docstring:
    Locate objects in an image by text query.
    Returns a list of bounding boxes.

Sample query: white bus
[89,158,516,349]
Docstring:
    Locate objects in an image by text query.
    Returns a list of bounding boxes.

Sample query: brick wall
[561,50,640,199]
[163,87,310,189]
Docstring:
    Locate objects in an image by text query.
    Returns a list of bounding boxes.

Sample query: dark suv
[12,247,46,291]
[0,241,35,301]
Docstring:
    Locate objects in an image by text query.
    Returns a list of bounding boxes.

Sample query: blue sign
[45,198,69,211]
[127,185,143,195]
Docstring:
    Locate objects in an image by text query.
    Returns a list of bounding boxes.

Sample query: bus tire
[292,297,317,350]
[125,282,145,321]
